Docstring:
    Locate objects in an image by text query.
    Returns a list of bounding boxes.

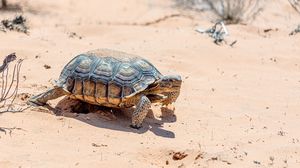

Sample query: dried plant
[196,21,230,44]
[0,15,30,34]
[204,0,266,24]
[0,53,26,113]
[174,0,266,24]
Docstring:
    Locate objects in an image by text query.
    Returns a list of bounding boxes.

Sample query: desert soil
[0,0,300,167]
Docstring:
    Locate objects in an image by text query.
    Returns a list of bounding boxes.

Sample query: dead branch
[0,53,27,113]
[196,21,230,44]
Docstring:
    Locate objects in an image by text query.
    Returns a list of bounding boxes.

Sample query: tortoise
[27,48,182,129]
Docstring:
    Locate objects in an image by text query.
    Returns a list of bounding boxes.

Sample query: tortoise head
[158,75,182,92]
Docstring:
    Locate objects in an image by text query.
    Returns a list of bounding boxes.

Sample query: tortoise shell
[56,48,163,107]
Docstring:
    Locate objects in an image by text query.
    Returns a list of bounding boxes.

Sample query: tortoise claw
[131,125,142,130]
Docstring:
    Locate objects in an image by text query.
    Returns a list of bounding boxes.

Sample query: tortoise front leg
[161,90,180,106]
[27,86,68,107]
[131,94,151,129]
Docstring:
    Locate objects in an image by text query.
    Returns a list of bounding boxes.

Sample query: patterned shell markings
[56,49,163,106]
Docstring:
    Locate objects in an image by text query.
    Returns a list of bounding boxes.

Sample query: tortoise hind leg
[27,86,69,107]
[131,94,151,129]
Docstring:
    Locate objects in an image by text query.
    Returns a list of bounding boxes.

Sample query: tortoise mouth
[147,94,167,103]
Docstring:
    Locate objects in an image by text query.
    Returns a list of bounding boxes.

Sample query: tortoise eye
[168,78,174,83]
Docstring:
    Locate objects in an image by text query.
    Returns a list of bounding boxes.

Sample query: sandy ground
[0,0,300,167]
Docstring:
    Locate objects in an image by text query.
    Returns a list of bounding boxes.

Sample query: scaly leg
[161,90,180,106]
[27,86,68,107]
[131,94,151,129]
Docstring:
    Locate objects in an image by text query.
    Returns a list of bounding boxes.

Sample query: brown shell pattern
[56,48,163,106]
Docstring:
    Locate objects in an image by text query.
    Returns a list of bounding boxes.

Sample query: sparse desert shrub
[203,0,266,24]
[174,0,266,24]
[0,15,29,34]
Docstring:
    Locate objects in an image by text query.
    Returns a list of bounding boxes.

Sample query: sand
[0,0,300,167]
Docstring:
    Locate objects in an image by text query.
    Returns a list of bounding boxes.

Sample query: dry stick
[3,64,17,99]
[219,21,230,36]
[3,65,9,97]
[0,65,7,99]
[0,66,10,109]
[1,65,9,99]
[0,63,12,101]
[229,40,237,47]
